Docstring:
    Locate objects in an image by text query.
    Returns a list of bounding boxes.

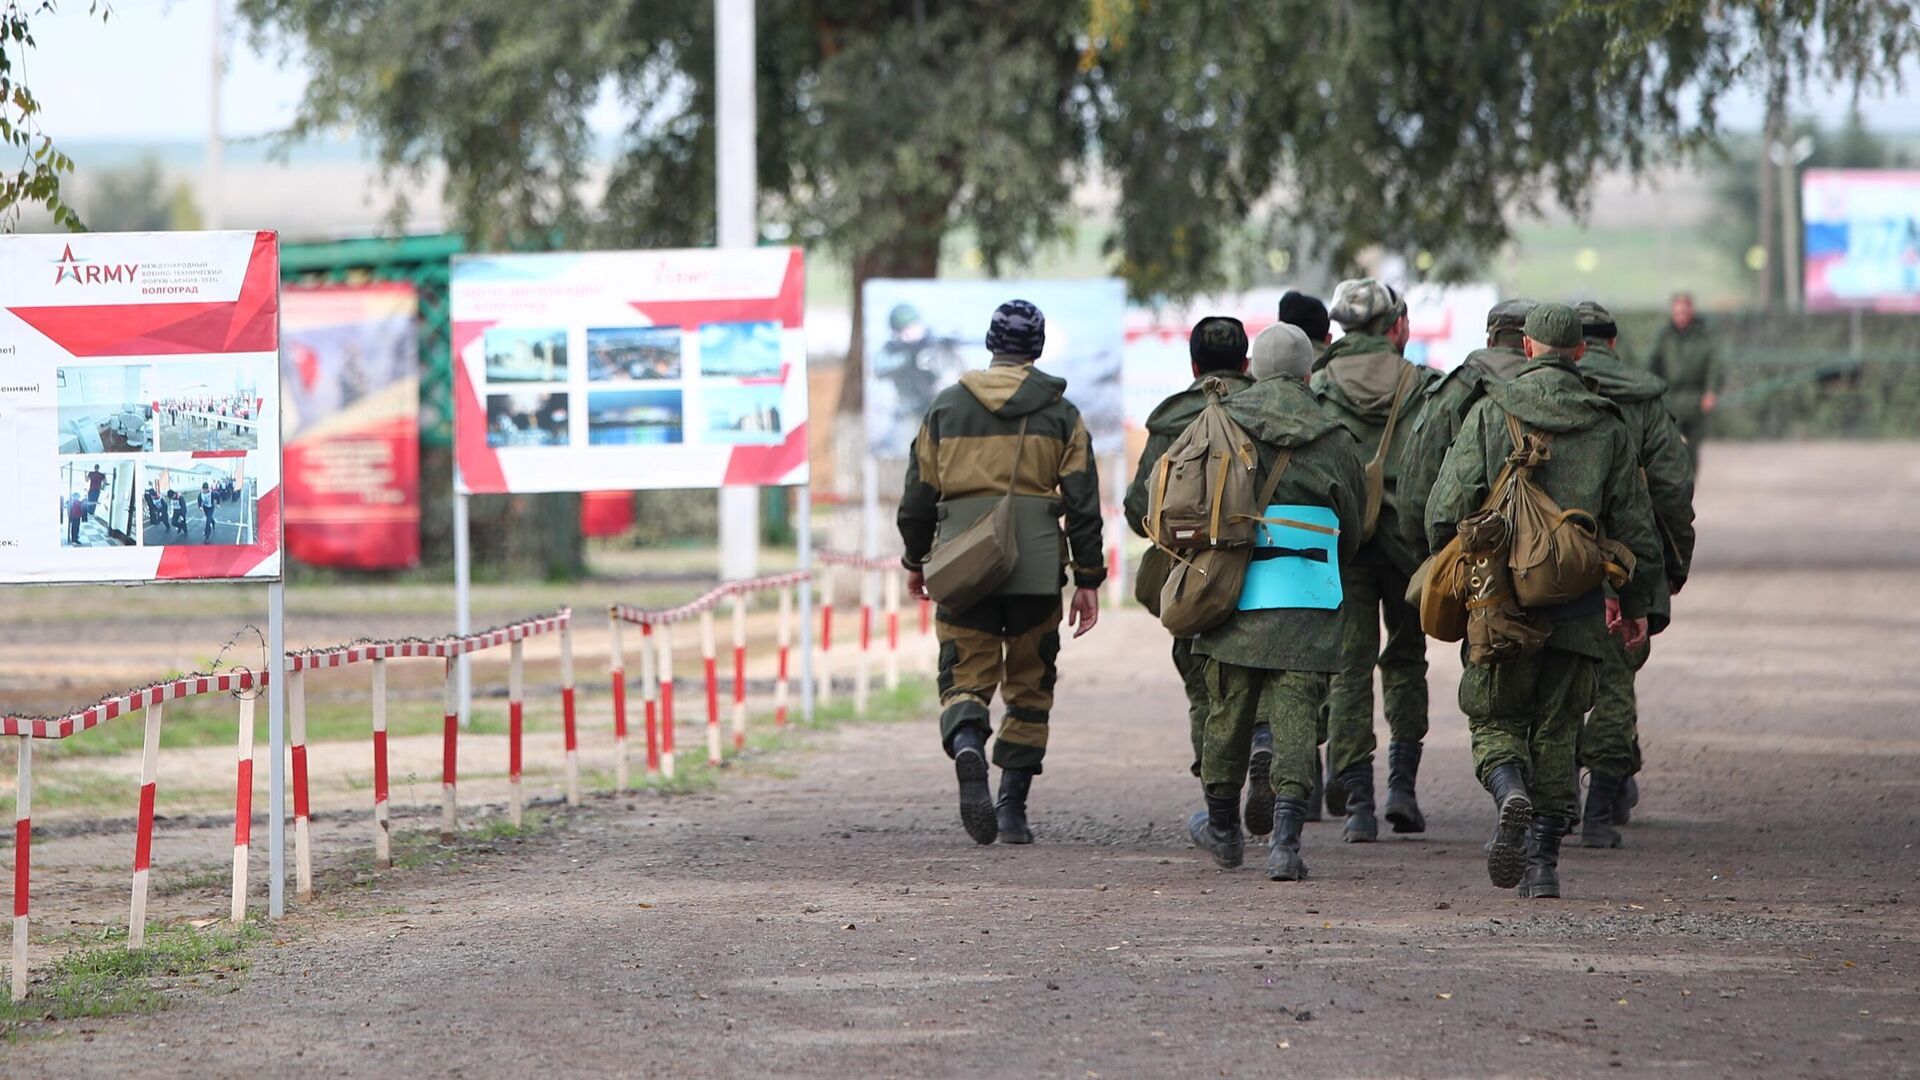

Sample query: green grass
[0,922,263,1030]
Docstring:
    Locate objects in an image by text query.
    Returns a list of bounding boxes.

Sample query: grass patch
[0,921,263,1031]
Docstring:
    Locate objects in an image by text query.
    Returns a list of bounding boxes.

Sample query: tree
[1,1,111,232]
[81,156,203,233]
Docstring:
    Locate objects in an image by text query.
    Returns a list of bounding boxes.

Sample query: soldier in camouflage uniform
[1425,303,1663,898]
[1276,289,1336,815]
[1575,302,1697,848]
[900,300,1107,846]
[1645,292,1720,473]
[1312,279,1439,842]
[1125,318,1275,830]
[1186,323,1366,879]
[1399,299,1538,562]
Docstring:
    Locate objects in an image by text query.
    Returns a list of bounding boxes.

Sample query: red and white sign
[449,247,808,494]
[282,284,420,570]
[0,230,282,584]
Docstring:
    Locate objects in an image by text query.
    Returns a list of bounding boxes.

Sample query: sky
[22,1,1920,144]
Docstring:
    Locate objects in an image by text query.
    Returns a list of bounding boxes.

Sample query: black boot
[996,768,1035,845]
[1614,775,1639,825]
[1245,725,1276,837]
[950,727,997,845]
[1518,816,1567,898]
[1266,796,1309,881]
[1187,789,1244,869]
[1484,764,1533,889]
[1580,771,1626,849]
[1383,740,1427,834]
[1338,763,1378,843]
[1322,754,1346,819]
[1305,747,1324,823]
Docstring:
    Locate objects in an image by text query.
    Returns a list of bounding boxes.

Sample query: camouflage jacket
[898,357,1107,589]
[1310,332,1438,575]
[1581,341,1698,632]
[1647,321,1720,424]
[1191,377,1366,673]
[1425,353,1663,660]
[1123,371,1255,537]
[1396,344,1530,559]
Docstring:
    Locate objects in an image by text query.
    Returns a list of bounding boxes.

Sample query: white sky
[22,1,1920,142]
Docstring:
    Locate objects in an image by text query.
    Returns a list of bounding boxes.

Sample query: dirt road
[7,443,1920,1079]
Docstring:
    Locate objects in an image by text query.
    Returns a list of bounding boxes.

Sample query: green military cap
[1523,302,1583,349]
[1486,299,1537,334]
[1328,277,1404,329]
[1575,300,1617,337]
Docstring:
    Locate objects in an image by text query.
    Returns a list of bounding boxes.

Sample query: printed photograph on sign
[588,389,683,445]
[484,327,569,383]
[486,392,570,447]
[152,358,267,452]
[56,364,154,454]
[698,321,783,379]
[58,459,137,547]
[140,454,258,547]
[587,326,682,382]
[704,384,785,445]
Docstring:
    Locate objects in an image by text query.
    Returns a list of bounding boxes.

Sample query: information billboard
[1803,168,1920,312]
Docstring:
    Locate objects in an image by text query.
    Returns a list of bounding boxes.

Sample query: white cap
[1250,323,1316,381]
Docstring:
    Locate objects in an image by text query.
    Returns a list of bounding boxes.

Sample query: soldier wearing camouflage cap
[1423,301,1664,899]
[900,299,1107,847]
[1310,279,1439,843]
[1572,301,1697,849]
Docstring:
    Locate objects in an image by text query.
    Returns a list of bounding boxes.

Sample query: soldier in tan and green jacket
[899,300,1106,847]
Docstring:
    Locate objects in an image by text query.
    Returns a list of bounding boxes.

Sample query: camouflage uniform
[1575,302,1698,845]
[1646,319,1720,472]
[1426,303,1663,895]
[1185,375,1366,877]
[1312,279,1438,839]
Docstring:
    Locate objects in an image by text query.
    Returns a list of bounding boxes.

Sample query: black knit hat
[1189,316,1249,373]
[1277,290,1330,343]
[985,299,1046,359]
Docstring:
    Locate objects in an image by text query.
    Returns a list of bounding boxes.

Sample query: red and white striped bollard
[560,620,580,806]
[641,622,661,775]
[508,637,525,827]
[11,735,31,1001]
[441,657,458,843]
[291,669,313,902]
[609,611,630,791]
[371,657,392,869]
[701,608,721,766]
[128,700,164,948]
[775,585,793,727]
[731,591,747,753]
[659,624,677,779]
[231,686,255,923]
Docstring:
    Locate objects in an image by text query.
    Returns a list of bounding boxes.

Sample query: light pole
[1768,135,1816,314]
[715,0,760,580]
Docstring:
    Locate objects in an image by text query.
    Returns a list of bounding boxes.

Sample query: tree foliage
[0,1,110,232]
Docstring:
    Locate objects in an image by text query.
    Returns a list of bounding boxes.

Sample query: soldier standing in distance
[1425,303,1664,898]
[1645,291,1720,473]
[1124,319,1267,831]
[899,300,1106,846]
[1186,323,1366,879]
[1312,279,1438,842]
[1574,302,1697,847]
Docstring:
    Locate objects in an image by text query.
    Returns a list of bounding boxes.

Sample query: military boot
[996,768,1036,845]
[1518,816,1568,898]
[1322,754,1346,819]
[1187,789,1244,869]
[1266,796,1310,881]
[1382,740,1427,834]
[1245,724,1276,837]
[950,727,997,845]
[1337,763,1378,843]
[1614,775,1639,825]
[1484,764,1534,889]
[1580,771,1626,849]
[1304,747,1324,823]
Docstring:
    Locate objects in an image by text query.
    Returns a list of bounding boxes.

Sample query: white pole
[267,582,286,918]
[453,489,473,728]
[12,736,31,1002]
[230,692,254,924]
[204,0,223,230]
[797,488,816,724]
[716,0,760,579]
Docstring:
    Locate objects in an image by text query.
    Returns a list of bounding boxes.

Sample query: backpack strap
[1370,363,1420,472]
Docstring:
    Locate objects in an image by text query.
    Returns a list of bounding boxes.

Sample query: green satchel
[922,418,1027,611]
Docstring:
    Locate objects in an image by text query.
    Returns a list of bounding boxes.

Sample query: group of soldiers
[898,289,1711,898]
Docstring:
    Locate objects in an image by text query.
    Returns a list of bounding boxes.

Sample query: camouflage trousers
[1199,660,1329,802]
[936,595,1062,773]
[1580,634,1650,779]
[1460,646,1596,820]
[1325,561,1429,777]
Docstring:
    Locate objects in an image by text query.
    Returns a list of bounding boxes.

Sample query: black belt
[1251,547,1329,564]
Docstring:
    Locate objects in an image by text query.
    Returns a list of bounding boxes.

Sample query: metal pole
[453,488,473,727]
[797,486,816,724]
[716,0,760,579]
[267,580,286,918]
[1781,158,1804,314]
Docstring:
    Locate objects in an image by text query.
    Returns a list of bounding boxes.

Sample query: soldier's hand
[1604,597,1624,635]
[906,571,928,601]
[1618,616,1649,651]
[1702,390,1717,413]
[1069,586,1100,639]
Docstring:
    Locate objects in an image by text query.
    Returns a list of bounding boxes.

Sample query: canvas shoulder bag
[922,418,1028,611]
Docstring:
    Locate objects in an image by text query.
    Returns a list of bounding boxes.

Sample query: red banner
[281,285,421,570]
